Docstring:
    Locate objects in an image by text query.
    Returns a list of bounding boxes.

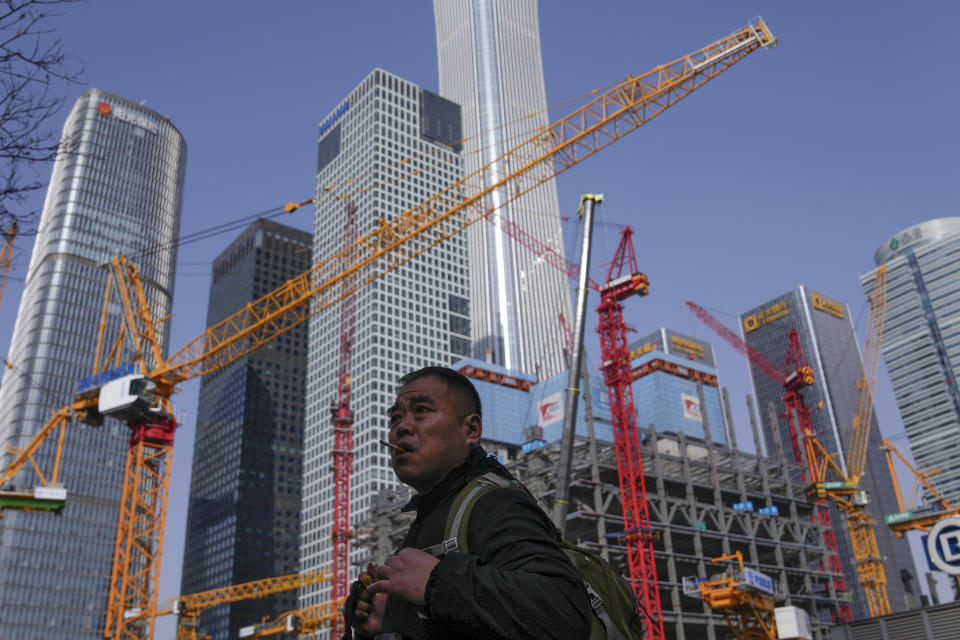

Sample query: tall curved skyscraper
[434,0,572,379]
[0,89,186,638]
[861,218,960,506]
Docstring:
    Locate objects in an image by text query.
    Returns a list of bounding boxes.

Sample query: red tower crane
[331,201,358,637]
[782,329,817,466]
[686,302,850,622]
[595,227,663,640]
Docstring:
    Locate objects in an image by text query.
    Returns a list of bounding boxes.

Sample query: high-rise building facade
[0,89,186,637]
[434,0,573,378]
[740,287,919,620]
[300,69,469,610]
[180,219,310,639]
[860,218,960,506]
[630,328,729,445]
[454,357,612,450]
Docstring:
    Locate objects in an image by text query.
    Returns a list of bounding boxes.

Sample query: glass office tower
[860,218,960,506]
[299,69,469,610]
[0,90,186,637]
[630,328,728,445]
[740,287,918,620]
[180,219,309,639]
[434,0,573,379]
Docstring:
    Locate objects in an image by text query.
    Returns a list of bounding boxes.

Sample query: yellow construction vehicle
[0,17,777,639]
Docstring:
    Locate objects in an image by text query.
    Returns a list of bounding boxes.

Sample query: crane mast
[781,329,816,465]
[0,18,777,638]
[804,266,890,617]
[596,227,662,639]
[331,202,358,636]
[777,330,849,620]
[97,258,178,640]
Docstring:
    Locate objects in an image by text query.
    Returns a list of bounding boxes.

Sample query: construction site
[364,405,844,639]
[1,9,959,640]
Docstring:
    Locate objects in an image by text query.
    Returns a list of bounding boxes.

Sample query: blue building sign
[925,516,960,575]
[319,101,349,136]
[743,567,776,595]
[77,363,137,393]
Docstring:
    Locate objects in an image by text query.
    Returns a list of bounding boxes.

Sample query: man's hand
[367,548,440,605]
[351,562,387,636]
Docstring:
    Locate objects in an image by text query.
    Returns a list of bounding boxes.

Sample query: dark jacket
[378,446,592,639]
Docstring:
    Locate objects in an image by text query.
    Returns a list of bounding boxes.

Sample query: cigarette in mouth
[379,439,404,452]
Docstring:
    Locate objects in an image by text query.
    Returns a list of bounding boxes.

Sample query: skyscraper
[629,328,729,445]
[434,0,573,378]
[0,89,186,638]
[740,286,918,619]
[299,69,468,610]
[180,219,310,639]
[860,218,960,506]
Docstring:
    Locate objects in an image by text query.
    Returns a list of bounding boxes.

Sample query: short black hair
[397,366,482,420]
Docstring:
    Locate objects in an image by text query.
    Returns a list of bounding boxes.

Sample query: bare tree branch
[0,0,83,235]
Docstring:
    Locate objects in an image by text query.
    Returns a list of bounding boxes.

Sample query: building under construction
[361,400,843,640]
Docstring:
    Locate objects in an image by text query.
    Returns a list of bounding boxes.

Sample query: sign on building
[925,516,960,575]
[681,393,701,422]
[537,391,563,426]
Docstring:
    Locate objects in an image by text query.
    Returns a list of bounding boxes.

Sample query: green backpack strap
[421,471,517,557]
[421,470,640,639]
[562,543,629,640]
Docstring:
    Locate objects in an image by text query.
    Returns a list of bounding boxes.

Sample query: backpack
[423,471,645,640]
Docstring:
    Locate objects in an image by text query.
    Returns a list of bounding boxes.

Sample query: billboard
[665,329,716,368]
[537,391,563,426]
[681,393,702,422]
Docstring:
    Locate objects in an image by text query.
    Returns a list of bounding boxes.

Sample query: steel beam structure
[360,425,842,640]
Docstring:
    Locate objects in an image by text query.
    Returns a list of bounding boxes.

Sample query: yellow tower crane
[802,265,890,616]
[155,568,331,640]
[881,438,960,593]
[0,17,777,639]
[237,599,343,638]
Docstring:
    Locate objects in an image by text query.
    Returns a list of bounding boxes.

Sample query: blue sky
[1,1,958,634]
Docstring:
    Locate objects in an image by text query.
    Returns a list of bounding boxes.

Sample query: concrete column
[721,387,738,451]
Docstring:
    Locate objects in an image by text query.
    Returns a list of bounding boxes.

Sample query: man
[346,366,592,639]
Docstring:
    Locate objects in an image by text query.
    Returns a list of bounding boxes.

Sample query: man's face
[387,375,481,493]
